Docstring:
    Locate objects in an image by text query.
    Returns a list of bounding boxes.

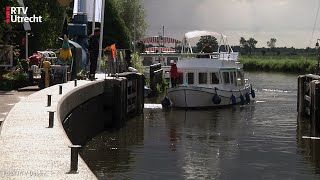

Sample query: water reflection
[81,104,256,179]
[297,115,320,175]
[80,117,144,179]
[169,106,255,179]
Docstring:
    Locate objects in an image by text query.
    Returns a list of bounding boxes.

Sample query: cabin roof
[184,30,226,39]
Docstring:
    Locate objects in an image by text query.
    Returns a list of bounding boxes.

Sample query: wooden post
[122,77,127,121]
[141,74,145,112]
[310,80,316,127]
[149,64,155,96]
[111,78,127,128]
[112,80,123,128]
[136,73,144,114]
[312,81,320,131]
[298,75,306,116]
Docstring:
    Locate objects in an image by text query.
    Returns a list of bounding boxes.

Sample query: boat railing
[180,52,239,61]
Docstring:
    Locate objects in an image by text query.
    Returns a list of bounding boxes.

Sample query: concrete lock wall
[58,78,128,145]
[0,74,143,179]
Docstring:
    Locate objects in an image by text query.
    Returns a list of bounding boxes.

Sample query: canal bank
[0,80,98,179]
[0,73,144,179]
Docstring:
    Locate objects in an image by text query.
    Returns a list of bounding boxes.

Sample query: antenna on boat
[163,25,165,37]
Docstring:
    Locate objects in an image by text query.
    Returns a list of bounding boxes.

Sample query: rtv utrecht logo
[6,6,42,23]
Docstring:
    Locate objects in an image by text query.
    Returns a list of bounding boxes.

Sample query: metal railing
[179,52,239,61]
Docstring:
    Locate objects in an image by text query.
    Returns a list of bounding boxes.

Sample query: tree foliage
[24,0,65,52]
[239,37,258,55]
[247,38,258,55]
[0,0,21,44]
[112,0,147,41]
[267,38,277,49]
[240,37,247,48]
[1,0,145,54]
[196,36,218,53]
[103,0,131,49]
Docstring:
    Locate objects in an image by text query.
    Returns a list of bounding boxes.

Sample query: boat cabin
[173,58,245,89]
[176,68,245,88]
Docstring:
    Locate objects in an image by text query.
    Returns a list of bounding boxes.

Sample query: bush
[132,53,144,73]
[240,55,317,73]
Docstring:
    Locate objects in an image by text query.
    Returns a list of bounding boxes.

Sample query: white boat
[162,30,255,108]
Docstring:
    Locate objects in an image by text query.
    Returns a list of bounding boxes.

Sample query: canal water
[81,72,320,180]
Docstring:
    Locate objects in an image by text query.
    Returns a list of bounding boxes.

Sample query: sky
[143,0,320,48]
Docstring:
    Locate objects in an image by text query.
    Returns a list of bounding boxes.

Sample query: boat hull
[166,85,252,108]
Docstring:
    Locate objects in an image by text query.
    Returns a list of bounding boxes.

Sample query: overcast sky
[143,0,320,48]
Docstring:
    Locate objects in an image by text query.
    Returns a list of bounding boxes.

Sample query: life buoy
[245,93,250,103]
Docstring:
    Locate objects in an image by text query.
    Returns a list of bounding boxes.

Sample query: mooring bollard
[48,111,55,128]
[47,94,52,107]
[69,145,81,172]
[59,85,63,94]
[74,79,77,87]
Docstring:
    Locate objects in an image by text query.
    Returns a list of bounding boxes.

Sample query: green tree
[267,38,277,49]
[113,0,147,41]
[247,38,258,55]
[103,0,131,48]
[239,37,246,48]
[239,37,250,55]
[0,0,20,44]
[24,1,65,53]
[196,36,218,53]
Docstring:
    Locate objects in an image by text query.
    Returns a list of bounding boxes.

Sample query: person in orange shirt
[104,44,116,75]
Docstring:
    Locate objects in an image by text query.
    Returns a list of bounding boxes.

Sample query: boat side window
[187,72,194,84]
[199,72,208,84]
[210,73,219,84]
[237,70,244,86]
[230,72,234,84]
[178,72,184,85]
[223,72,230,84]
[233,71,237,86]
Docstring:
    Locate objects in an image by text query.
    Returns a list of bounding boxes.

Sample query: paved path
[0,81,98,179]
[0,86,39,125]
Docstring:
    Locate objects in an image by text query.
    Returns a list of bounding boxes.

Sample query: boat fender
[231,94,236,105]
[161,96,171,108]
[245,93,250,103]
[212,94,221,104]
[251,85,256,98]
[240,94,245,105]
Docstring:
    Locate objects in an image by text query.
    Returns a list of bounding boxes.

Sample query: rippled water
[81,72,320,180]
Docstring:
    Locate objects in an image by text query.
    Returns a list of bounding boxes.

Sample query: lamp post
[316,39,320,74]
